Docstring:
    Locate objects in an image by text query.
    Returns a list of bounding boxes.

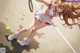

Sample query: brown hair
[58,3,80,29]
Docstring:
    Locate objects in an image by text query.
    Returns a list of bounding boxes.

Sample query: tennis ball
[6,27,10,31]
[23,13,26,16]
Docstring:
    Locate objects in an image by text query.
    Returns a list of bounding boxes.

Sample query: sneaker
[8,34,18,41]
[18,37,30,46]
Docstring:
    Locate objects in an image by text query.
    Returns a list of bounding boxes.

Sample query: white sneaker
[8,34,18,41]
[18,37,30,46]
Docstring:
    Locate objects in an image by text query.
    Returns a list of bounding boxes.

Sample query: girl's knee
[31,27,37,32]
[21,27,28,31]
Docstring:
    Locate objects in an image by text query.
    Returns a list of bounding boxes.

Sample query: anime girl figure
[8,0,76,46]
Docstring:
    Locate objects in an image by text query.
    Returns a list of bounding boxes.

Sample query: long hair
[58,2,80,29]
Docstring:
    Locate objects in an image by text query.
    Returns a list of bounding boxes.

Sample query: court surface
[0,0,80,53]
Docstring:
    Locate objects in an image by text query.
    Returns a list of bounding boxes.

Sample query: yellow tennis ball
[23,13,26,16]
[6,27,10,31]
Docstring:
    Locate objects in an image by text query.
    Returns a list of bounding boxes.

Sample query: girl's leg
[18,18,40,33]
[28,22,47,39]
[8,18,40,41]
[18,21,48,46]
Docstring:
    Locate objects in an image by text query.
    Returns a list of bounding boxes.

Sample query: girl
[8,0,74,46]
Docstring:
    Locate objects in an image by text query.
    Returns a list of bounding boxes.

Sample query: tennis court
[0,0,80,53]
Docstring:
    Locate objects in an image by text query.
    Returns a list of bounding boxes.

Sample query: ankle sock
[15,32,20,35]
[26,38,31,42]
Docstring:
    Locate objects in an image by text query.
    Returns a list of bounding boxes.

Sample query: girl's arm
[36,0,51,6]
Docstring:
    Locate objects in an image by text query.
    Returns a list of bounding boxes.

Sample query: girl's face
[56,6,63,13]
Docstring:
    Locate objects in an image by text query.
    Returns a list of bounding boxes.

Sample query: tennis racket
[28,0,33,12]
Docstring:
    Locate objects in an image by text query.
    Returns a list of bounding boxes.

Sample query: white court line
[32,0,77,53]
[55,27,76,53]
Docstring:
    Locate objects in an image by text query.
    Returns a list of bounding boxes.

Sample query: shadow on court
[0,22,40,53]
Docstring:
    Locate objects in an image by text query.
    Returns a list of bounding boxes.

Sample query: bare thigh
[32,21,48,31]
[19,17,47,32]
[18,17,40,32]
[25,17,40,30]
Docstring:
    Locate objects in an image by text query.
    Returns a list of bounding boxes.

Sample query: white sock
[15,32,20,35]
[26,38,31,42]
